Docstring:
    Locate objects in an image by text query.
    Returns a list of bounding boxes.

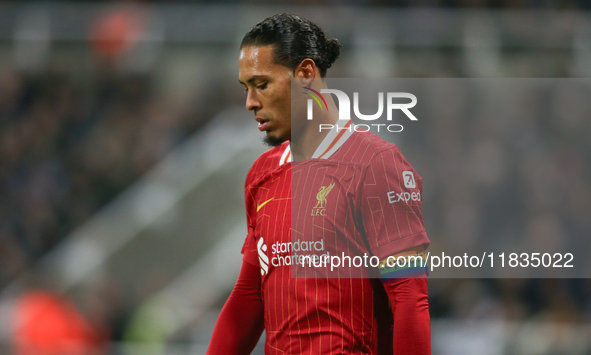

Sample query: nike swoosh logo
[257,198,274,212]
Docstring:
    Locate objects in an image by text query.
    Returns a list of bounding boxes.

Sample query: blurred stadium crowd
[0,1,590,355]
[415,79,591,352]
[11,0,591,10]
[0,70,204,287]
[0,73,195,354]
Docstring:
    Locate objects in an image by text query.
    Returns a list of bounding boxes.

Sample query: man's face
[238,45,292,146]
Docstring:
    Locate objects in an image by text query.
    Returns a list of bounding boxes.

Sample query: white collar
[279,120,354,166]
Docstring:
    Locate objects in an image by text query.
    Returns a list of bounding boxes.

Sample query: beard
[262,134,287,147]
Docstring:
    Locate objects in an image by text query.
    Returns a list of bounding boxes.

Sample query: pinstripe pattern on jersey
[241,129,429,354]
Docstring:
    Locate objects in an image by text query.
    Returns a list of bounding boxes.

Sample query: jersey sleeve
[241,165,261,268]
[206,260,265,354]
[241,225,260,268]
[360,147,430,260]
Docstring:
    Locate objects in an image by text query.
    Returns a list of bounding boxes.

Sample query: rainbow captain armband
[378,249,429,282]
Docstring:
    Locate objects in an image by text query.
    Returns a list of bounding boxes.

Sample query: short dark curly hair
[240,13,342,78]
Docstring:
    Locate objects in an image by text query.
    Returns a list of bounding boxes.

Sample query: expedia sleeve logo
[387,171,421,204]
[257,238,269,275]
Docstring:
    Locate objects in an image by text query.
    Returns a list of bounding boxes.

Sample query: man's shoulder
[245,141,289,185]
[356,130,400,152]
[333,131,402,165]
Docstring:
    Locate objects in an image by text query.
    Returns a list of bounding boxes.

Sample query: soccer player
[207,13,430,355]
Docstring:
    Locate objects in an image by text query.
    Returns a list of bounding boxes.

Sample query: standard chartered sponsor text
[271,238,330,267]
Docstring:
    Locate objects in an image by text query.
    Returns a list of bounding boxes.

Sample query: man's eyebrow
[238,75,270,85]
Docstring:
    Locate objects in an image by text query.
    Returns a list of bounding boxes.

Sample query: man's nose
[246,90,261,111]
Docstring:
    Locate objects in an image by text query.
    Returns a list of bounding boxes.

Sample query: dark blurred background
[0,1,590,355]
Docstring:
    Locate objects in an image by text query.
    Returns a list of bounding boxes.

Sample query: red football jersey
[242,121,429,354]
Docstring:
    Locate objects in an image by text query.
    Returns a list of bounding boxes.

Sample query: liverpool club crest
[311,182,335,216]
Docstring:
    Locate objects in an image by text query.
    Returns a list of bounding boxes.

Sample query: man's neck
[290,105,339,162]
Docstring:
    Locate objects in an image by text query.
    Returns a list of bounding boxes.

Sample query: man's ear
[294,58,317,85]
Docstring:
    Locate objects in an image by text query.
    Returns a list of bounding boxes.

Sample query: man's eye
[257,83,268,90]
